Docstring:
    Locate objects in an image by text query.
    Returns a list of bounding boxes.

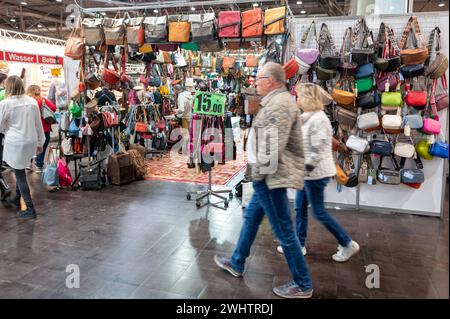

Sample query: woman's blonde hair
[4,75,25,97]
[26,84,41,97]
[295,82,333,112]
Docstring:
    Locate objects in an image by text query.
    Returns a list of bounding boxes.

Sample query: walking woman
[27,85,57,173]
[0,76,45,219]
[279,83,360,262]
[0,72,11,201]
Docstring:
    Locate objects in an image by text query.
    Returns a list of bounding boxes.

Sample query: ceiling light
[300,10,306,14]
[438,2,445,7]
[10,18,16,22]
[37,24,43,28]
[253,3,259,7]
[21,2,27,5]
[297,1,303,4]
[56,0,62,2]
[153,9,158,13]
[191,7,196,11]
[101,12,106,16]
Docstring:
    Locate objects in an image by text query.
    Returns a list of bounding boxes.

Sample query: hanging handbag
[357,112,380,130]
[400,64,424,78]
[242,8,263,38]
[218,11,240,38]
[425,27,448,79]
[355,63,374,79]
[59,111,70,132]
[381,91,402,107]
[345,135,369,153]
[358,159,368,183]
[375,23,401,72]
[376,73,399,92]
[82,17,104,47]
[65,24,85,60]
[103,17,126,45]
[377,155,401,185]
[335,106,357,129]
[357,91,381,109]
[351,18,374,65]
[332,78,356,110]
[405,89,427,109]
[246,55,259,67]
[283,58,299,80]
[144,16,167,43]
[189,12,216,42]
[382,110,402,131]
[371,138,393,156]
[415,139,433,160]
[431,76,449,111]
[339,27,358,76]
[42,151,59,187]
[41,100,57,125]
[335,163,349,185]
[61,137,73,156]
[263,6,286,35]
[102,48,120,87]
[422,118,441,135]
[316,65,337,81]
[398,16,429,65]
[355,77,373,93]
[222,56,236,69]
[168,16,191,43]
[429,140,449,159]
[394,136,416,158]
[318,23,340,69]
[57,157,73,187]
[404,113,423,129]
[69,100,82,119]
[68,119,80,136]
[295,21,320,65]
[126,17,145,46]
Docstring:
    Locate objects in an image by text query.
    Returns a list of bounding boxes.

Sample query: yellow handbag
[168,18,190,43]
[139,43,153,53]
[263,7,286,35]
[335,163,349,185]
[332,79,356,110]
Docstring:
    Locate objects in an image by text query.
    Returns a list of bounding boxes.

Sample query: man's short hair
[262,62,286,84]
[173,84,185,92]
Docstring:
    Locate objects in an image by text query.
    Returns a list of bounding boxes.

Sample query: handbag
[351,18,374,65]
[189,12,216,42]
[103,17,126,45]
[59,111,70,131]
[381,91,402,107]
[168,16,191,43]
[41,100,57,124]
[400,64,424,78]
[242,8,263,38]
[335,106,357,129]
[431,76,449,111]
[143,16,167,43]
[371,138,393,156]
[42,151,59,187]
[222,56,236,69]
[357,112,380,130]
[126,17,145,46]
[357,91,380,109]
[382,110,402,131]
[405,90,427,109]
[246,55,259,67]
[316,65,337,81]
[339,27,358,76]
[355,77,373,93]
[218,11,240,38]
[332,78,355,109]
[422,118,441,135]
[355,63,374,79]
[377,155,401,185]
[263,6,286,35]
[68,119,80,136]
[346,135,369,153]
[64,26,85,60]
[283,58,299,80]
[425,27,448,79]
[69,100,82,119]
[335,163,349,185]
[318,23,340,69]
[296,21,320,65]
[399,16,429,65]
[102,48,120,86]
[403,114,423,129]
[415,139,433,160]
[61,137,73,156]
[394,139,416,158]
[375,23,401,72]
[358,159,368,183]
[295,57,311,75]
[57,158,73,187]
[399,155,425,185]
[429,140,449,159]
[82,18,104,47]
[376,73,399,92]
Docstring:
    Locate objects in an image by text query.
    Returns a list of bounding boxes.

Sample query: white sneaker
[277,245,307,256]
[332,241,360,262]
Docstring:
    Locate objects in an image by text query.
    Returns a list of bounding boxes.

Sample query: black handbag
[316,65,337,81]
[318,23,340,69]
[351,18,375,65]
[375,23,401,72]
[370,139,393,156]
[399,156,425,184]
[400,64,425,78]
[80,162,104,191]
[357,91,380,109]
[377,155,401,185]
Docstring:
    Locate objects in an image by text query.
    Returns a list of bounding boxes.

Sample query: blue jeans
[35,132,50,168]
[230,180,312,291]
[297,178,352,247]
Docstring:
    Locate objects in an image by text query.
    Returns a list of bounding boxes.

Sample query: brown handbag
[103,17,126,45]
[425,27,449,79]
[168,17,190,43]
[64,26,85,60]
[222,56,236,69]
[242,8,263,38]
[335,106,357,129]
[126,17,145,46]
[263,6,286,35]
[82,18,104,47]
[246,55,259,67]
[399,16,429,65]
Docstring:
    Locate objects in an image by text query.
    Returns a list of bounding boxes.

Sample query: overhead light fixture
[297,1,303,4]
[21,2,27,5]
[153,9,158,13]
[438,2,445,7]
[253,3,259,7]
[56,0,62,2]
[300,10,306,14]
[10,18,16,22]
[191,7,196,11]
[37,24,43,28]
[101,12,106,16]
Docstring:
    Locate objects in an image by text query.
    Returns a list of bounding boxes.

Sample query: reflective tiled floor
[0,170,448,299]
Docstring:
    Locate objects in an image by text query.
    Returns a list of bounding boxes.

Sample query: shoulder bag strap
[301,20,318,49]
[386,26,401,57]
[399,16,414,49]
[340,27,353,62]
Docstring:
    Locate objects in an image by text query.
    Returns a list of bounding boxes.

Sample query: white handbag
[382,111,402,130]
[394,142,416,158]
[59,111,70,131]
[357,112,379,130]
[295,56,311,75]
[62,137,73,156]
[345,135,369,153]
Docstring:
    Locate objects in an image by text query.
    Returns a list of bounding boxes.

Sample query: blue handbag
[42,152,59,187]
[429,141,449,158]
[400,64,424,79]
[370,140,393,156]
[68,120,80,136]
[355,63,374,79]
[404,114,423,129]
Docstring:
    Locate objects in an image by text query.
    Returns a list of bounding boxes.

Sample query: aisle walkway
[0,170,448,299]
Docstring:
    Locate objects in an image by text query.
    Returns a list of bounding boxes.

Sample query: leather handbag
[431,76,449,111]
[295,57,311,75]
[401,168,424,184]
[357,91,380,109]
[242,8,263,38]
[371,139,393,156]
[335,163,349,185]
[357,112,380,130]
[65,27,85,60]
[222,56,236,69]
[429,140,449,158]
[218,11,240,38]
[103,17,125,45]
[400,64,424,78]
[126,17,145,46]
[296,21,320,65]
[375,23,401,72]
[318,23,340,69]
[102,49,120,86]
[316,65,337,81]
[381,91,402,107]
[425,26,448,79]
[415,139,433,160]
[382,112,402,131]
[168,16,191,42]
[405,90,427,109]
[339,63,358,77]
[399,16,429,65]
[376,57,401,73]
[332,78,355,109]
[346,135,369,153]
[377,156,401,185]
[355,77,373,93]
[82,18,104,47]
[394,141,416,158]
[376,73,399,92]
[351,18,374,65]
[263,6,286,35]
[404,114,423,129]
[143,16,167,43]
[355,63,374,79]
[189,12,216,42]
[283,58,299,80]
[332,136,348,153]
[246,55,259,67]
[339,27,357,76]
[335,106,357,129]
[422,118,441,135]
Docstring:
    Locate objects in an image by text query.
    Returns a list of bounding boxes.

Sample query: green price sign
[193,91,226,116]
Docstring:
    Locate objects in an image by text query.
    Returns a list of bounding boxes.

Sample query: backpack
[127,149,147,180]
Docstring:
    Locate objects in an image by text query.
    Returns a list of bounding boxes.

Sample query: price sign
[193,91,226,116]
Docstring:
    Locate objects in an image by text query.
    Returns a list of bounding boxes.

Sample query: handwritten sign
[193,91,226,116]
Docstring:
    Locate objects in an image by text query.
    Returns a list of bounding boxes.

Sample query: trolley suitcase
[107,152,135,185]
[80,163,103,191]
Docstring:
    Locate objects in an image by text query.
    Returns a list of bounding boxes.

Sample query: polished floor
[0,169,448,299]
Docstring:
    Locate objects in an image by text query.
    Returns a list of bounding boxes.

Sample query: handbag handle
[399,16,425,50]
[300,20,318,49]
[352,17,373,50]
[319,23,338,55]
[340,27,353,63]
[428,27,442,60]
[377,154,400,171]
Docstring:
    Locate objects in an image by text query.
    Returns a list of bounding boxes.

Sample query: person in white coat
[0,76,45,219]
[277,83,360,262]
[173,84,193,154]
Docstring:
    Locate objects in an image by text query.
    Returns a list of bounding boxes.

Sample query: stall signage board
[4,51,37,63]
[193,91,226,116]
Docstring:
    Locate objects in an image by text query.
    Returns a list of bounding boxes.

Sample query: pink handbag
[422,118,441,135]
[295,21,320,65]
[57,158,73,187]
[376,73,398,92]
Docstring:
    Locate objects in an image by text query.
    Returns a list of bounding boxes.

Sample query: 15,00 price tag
[193,91,226,116]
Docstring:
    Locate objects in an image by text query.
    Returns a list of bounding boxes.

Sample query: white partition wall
[291,12,449,216]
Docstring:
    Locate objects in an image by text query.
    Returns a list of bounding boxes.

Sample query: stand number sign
[193,91,226,116]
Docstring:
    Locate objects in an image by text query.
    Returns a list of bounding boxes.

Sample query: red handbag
[218,11,240,38]
[135,122,148,133]
[242,8,263,38]
[283,58,299,80]
[405,90,427,109]
[102,48,120,86]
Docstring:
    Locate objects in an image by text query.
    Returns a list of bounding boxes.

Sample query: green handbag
[355,77,373,93]
[181,42,200,51]
[69,100,83,119]
[381,91,402,107]
[415,139,434,160]
[316,65,337,81]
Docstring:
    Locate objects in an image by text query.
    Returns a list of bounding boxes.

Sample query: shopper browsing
[214,62,313,299]
[278,83,360,262]
[0,72,11,201]
[0,76,45,219]
[26,85,57,173]
[173,84,193,154]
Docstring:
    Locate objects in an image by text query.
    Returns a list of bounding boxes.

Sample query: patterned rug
[145,150,247,185]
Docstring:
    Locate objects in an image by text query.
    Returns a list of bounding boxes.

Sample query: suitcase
[80,163,104,191]
[129,144,146,159]
[107,152,135,185]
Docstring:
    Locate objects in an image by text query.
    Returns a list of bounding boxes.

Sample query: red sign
[4,51,37,63]
[0,51,4,60]
[38,55,63,65]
